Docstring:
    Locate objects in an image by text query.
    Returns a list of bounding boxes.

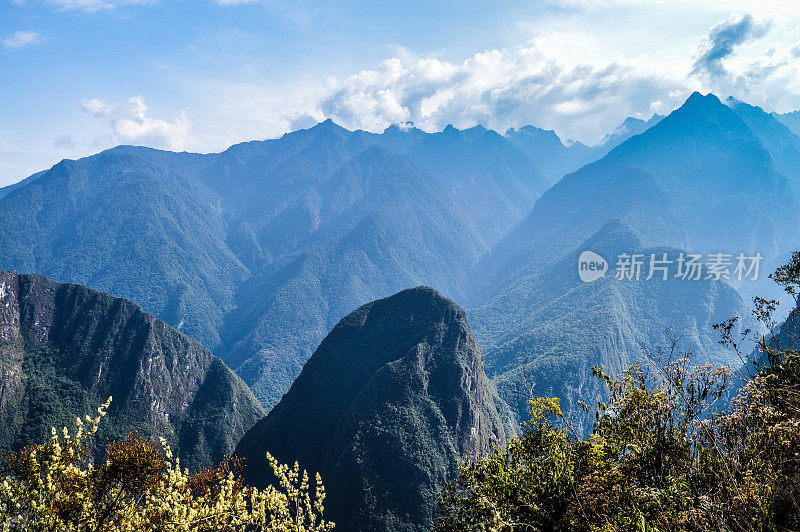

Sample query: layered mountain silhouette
[727,98,800,195]
[587,113,665,161]
[470,92,795,427]
[484,92,800,297]
[0,91,796,420]
[373,123,549,239]
[0,118,581,408]
[0,268,263,471]
[0,148,244,350]
[504,125,592,184]
[235,287,513,532]
[207,140,490,406]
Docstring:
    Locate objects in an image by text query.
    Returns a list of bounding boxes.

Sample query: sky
[1,0,800,186]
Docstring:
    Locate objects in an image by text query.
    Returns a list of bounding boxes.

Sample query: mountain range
[1,93,797,418]
[1,90,799,529]
[0,112,599,408]
[1,100,798,424]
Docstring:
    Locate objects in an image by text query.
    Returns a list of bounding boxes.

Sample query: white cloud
[295,9,800,143]
[313,40,685,144]
[81,96,192,150]
[45,0,153,12]
[2,31,42,49]
[689,14,800,112]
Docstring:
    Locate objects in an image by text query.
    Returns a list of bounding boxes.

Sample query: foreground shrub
[438,348,800,532]
[0,397,333,531]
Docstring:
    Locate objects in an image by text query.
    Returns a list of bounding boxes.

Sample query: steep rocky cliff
[0,268,264,471]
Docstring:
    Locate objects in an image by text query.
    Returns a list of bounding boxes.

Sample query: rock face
[235,287,514,532]
[0,268,264,471]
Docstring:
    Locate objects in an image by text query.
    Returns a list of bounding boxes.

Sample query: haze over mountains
[776,110,800,138]
[0,91,798,429]
[0,111,601,409]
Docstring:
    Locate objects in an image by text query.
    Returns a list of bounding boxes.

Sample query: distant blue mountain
[727,98,800,196]
[372,122,550,241]
[483,92,800,298]
[471,220,751,434]
[0,147,241,349]
[775,110,800,138]
[0,118,585,407]
[504,125,593,184]
[590,114,665,159]
[211,143,489,406]
[470,92,798,428]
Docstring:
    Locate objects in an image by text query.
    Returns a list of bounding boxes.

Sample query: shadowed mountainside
[235,287,514,532]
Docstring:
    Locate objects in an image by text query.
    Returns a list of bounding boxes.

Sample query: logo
[578,251,608,283]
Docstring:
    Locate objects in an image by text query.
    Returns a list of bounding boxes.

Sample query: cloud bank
[82,96,191,150]
[312,41,683,143]
[689,13,800,112]
[299,12,799,144]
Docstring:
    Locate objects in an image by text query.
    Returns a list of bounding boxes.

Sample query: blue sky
[1,0,799,185]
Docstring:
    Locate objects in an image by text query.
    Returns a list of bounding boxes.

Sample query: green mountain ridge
[0,92,794,418]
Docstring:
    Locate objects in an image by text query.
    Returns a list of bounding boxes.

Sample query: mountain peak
[621,116,646,127]
[0,268,263,471]
[235,287,512,531]
[316,118,347,132]
[382,121,417,134]
[683,91,723,109]
[463,124,488,134]
[442,123,458,134]
[619,90,744,147]
[507,125,563,144]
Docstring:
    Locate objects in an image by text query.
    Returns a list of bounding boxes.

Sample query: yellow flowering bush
[0,397,334,531]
